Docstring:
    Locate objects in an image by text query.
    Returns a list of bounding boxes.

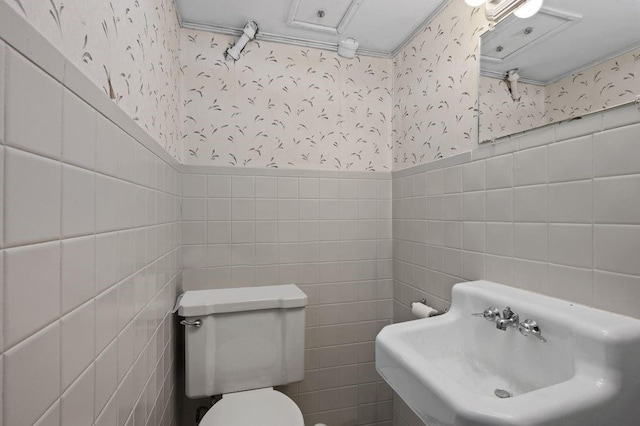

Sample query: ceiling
[174,0,448,57]
[480,0,640,84]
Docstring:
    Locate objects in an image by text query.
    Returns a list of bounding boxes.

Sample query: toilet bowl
[199,388,303,426]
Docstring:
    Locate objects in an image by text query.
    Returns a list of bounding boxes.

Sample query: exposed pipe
[225,21,259,62]
[505,69,521,102]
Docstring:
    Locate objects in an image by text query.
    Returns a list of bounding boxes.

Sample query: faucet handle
[471,307,500,321]
[519,319,547,343]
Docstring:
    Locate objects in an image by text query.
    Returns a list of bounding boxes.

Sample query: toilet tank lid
[177,284,307,317]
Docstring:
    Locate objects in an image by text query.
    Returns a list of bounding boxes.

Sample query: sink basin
[376,280,640,426]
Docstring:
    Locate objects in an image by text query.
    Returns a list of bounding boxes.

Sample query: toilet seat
[199,388,304,426]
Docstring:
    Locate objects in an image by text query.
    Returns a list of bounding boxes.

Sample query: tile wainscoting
[1,10,182,426]
[391,103,640,425]
[180,166,394,426]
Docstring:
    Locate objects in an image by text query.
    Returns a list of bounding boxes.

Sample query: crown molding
[180,20,391,59]
[180,0,455,60]
[481,40,640,86]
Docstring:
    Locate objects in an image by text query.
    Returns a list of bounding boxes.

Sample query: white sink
[376,280,640,426]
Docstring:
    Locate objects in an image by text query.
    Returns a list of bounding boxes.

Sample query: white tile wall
[34,402,60,426]
[4,322,61,426]
[95,115,120,177]
[4,148,61,246]
[181,168,393,426]
[514,185,547,222]
[4,241,60,348]
[1,44,180,426]
[61,299,95,390]
[0,146,4,250]
[393,103,640,327]
[62,90,96,170]
[0,40,4,147]
[513,223,547,262]
[548,181,592,223]
[61,236,96,314]
[594,226,640,276]
[95,340,118,417]
[61,364,95,426]
[485,154,513,189]
[593,175,640,224]
[5,48,62,160]
[61,165,96,238]
[593,124,640,177]
[513,146,547,186]
[548,135,592,183]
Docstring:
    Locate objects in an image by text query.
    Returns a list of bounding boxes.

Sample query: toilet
[176,284,310,425]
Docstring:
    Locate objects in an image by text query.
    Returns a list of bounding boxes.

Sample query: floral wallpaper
[479,47,640,141]
[5,0,184,161]
[545,47,640,124]
[478,76,546,142]
[392,0,489,170]
[8,0,636,170]
[393,0,639,169]
[180,29,393,171]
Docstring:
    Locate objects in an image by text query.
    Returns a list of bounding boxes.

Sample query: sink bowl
[376,280,640,426]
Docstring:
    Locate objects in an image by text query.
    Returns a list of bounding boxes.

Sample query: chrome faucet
[472,306,547,342]
[496,306,519,330]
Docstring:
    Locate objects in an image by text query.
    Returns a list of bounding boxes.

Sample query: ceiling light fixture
[514,0,544,18]
[466,0,544,25]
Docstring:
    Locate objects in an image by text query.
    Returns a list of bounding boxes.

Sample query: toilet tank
[177,284,307,398]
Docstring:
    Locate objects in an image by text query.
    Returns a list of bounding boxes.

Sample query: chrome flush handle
[180,319,202,328]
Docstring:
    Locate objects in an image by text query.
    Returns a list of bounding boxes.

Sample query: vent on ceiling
[287,0,364,34]
[481,9,579,64]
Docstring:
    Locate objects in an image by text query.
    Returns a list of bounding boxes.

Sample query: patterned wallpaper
[180,29,393,171]
[5,0,184,161]
[392,0,489,170]
[393,0,639,169]
[546,47,640,124]
[478,76,546,142]
[479,46,640,142]
[6,0,637,170]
